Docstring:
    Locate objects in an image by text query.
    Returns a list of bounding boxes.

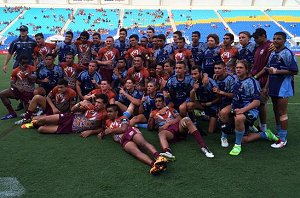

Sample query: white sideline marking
[0,177,25,197]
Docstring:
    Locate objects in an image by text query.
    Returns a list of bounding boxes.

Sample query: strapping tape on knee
[280,114,288,121]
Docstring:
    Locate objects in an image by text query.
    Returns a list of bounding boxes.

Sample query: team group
[0,24,298,174]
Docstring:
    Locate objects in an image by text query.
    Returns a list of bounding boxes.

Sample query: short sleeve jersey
[47,86,77,113]
[151,107,179,127]
[154,44,174,65]
[203,46,221,78]
[11,65,36,92]
[37,65,64,94]
[267,47,298,97]
[77,70,102,96]
[56,41,77,63]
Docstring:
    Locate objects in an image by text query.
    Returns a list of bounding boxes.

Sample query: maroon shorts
[44,101,54,116]
[99,68,113,83]
[56,113,75,134]
[166,122,188,142]
[121,128,139,147]
[11,88,33,104]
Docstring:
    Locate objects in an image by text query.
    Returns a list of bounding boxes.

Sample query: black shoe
[15,102,24,111]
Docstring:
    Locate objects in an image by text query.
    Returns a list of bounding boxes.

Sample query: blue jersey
[77,70,102,96]
[188,42,207,66]
[114,38,130,57]
[154,44,174,65]
[165,74,194,107]
[91,43,104,60]
[232,77,260,111]
[196,78,218,103]
[237,42,255,64]
[8,36,37,68]
[57,41,77,63]
[203,46,221,78]
[117,88,142,107]
[215,74,236,107]
[37,65,64,94]
[267,47,298,98]
[172,42,189,51]
[143,92,163,118]
[112,69,128,89]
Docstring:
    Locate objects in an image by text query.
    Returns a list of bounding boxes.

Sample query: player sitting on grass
[188,66,221,134]
[218,60,262,156]
[99,104,168,175]
[148,95,214,160]
[31,94,108,138]
[0,55,36,120]
[130,81,162,128]
[16,79,77,126]
[115,78,143,118]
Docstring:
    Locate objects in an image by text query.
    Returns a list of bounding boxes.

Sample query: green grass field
[0,55,300,198]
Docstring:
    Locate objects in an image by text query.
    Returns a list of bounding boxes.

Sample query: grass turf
[0,55,300,197]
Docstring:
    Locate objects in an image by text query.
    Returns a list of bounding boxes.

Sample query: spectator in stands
[54,31,77,63]
[2,25,36,73]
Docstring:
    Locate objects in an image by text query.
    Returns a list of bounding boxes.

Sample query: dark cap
[251,28,266,38]
[17,25,28,31]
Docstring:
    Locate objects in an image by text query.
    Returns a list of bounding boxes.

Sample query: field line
[0,177,25,197]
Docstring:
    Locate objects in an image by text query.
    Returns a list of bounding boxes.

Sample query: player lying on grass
[99,104,168,175]
[29,94,108,138]
[148,95,214,160]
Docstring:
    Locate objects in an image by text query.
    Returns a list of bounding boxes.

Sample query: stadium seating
[67,9,120,39]
[0,7,24,32]
[4,8,72,37]
[266,10,300,37]
[218,10,283,39]
[123,9,172,39]
[172,10,228,42]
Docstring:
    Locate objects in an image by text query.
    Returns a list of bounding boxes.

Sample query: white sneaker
[201,147,214,158]
[221,137,229,147]
[160,151,176,161]
[271,140,287,149]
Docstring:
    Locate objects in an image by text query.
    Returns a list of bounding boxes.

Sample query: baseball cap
[17,25,28,31]
[251,28,266,38]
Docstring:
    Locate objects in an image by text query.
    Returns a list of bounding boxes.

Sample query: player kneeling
[148,95,214,160]
[99,104,168,175]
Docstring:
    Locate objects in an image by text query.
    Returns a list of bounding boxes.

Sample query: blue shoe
[1,113,17,120]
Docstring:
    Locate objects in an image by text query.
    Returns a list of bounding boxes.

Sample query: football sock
[123,111,131,118]
[276,124,281,133]
[6,104,16,115]
[260,124,267,132]
[221,132,228,139]
[163,148,172,153]
[24,110,34,119]
[278,129,287,141]
[235,129,245,145]
[259,131,267,139]
[153,152,160,159]
[192,130,206,148]
[136,123,148,128]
